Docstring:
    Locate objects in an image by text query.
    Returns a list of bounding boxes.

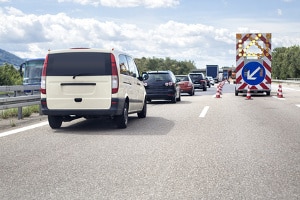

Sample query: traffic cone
[277,84,284,98]
[245,86,252,100]
[218,85,222,95]
[215,87,221,98]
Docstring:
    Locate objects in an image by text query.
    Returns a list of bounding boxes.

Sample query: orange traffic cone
[245,86,252,100]
[215,87,221,98]
[277,84,284,98]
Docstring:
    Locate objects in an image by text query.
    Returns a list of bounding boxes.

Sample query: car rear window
[176,76,188,81]
[189,74,204,80]
[46,52,111,76]
[146,73,171,83]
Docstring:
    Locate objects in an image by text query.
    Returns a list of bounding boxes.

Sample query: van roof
[47,48,125,55]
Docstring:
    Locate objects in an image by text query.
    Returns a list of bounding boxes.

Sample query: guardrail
[272,79,300,86]
[0,85,41,119]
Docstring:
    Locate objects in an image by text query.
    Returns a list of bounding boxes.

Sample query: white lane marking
[0,121,48,138]
[199,106,209,118]
[296,104,300,108]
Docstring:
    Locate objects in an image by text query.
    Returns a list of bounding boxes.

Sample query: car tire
[115,101,128,129]
[137,99,147,118]
[176,94,181,101]
[48,115,62,129]
[235,88,238,96]
[171,95,177,103]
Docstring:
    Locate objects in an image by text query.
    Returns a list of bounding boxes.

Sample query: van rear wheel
[48,115,62,129]
[115,101,128,129]
[137,99,147,118]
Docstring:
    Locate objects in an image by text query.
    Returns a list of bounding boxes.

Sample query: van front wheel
[115,102,128,129]
[48,115,62,129]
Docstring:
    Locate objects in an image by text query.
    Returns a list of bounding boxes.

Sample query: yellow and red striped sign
[236,33,272,91]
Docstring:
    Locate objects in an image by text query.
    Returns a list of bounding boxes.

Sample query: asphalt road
[0,83,300,200]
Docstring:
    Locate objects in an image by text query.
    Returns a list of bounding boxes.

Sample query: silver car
[206,76,215,86]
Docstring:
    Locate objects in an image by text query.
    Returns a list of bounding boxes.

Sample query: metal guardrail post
[0,85,41,120]
[18,107,22,120]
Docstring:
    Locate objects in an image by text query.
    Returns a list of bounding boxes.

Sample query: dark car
[175,75,195,96]
[205,77,211,88]
[188,73,207,91]
[143,70,181,103]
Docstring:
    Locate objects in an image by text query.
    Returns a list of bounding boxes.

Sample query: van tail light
[40,54,48,94]
[111,54,119,94]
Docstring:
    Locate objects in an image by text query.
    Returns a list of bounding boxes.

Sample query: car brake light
[111,54,119,94]
[165,82,173,86]
[40,55,48,94]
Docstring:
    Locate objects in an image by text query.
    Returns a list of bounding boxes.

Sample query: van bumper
[41,98,125,116]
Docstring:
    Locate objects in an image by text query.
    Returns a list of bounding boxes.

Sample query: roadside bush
[0,105,40,119]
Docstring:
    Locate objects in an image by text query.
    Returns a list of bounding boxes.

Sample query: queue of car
[142,71,214,103]
[40,47,215,129]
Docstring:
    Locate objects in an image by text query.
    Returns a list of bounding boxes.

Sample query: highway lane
[0,82,299,199]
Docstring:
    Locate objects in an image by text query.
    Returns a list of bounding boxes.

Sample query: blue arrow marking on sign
[242,61,266,85]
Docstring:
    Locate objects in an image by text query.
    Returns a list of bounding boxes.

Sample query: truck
[206,65,219,83]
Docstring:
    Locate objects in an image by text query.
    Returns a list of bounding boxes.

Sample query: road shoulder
[0,113,47,133]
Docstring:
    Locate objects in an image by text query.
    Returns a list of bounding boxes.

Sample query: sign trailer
[235,33,272,96]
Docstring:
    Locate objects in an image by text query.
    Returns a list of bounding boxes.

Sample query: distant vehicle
[206,76,215,86]
[205,77,211,88]
[206,65,219,83]
[188,72,207,91]
[19,58,45,86]
[41,48,147,129]
[143,70,181,103]
[175,75,195,96]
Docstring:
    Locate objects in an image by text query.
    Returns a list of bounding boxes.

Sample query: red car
[175,75,195,96]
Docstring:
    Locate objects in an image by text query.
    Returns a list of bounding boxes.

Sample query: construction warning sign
[235,33,272,96]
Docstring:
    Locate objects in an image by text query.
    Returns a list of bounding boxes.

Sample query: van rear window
[46,52,111,76]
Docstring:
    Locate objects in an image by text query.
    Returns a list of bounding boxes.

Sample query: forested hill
[0,49,24,67]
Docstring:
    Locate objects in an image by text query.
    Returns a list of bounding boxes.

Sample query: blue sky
[0,0,299,68]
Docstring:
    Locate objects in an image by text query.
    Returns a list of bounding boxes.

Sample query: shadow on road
[53,116,174,135]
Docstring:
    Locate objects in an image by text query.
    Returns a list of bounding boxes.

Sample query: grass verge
[0,105,40,119]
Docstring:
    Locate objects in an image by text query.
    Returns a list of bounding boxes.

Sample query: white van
[41,48,147,129]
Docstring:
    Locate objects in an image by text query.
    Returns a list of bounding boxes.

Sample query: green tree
[272,45,300,79]
[135,57,196,75]
[0,63,22,85]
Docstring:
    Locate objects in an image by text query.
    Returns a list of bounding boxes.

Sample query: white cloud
[1,5,300,68]
[57,0,180,8]
[277,9,282,16]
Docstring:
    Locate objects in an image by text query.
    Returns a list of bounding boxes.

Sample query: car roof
[147,70,171,74]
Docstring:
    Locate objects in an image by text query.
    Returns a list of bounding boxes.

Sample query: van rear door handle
[74,98,82,102]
